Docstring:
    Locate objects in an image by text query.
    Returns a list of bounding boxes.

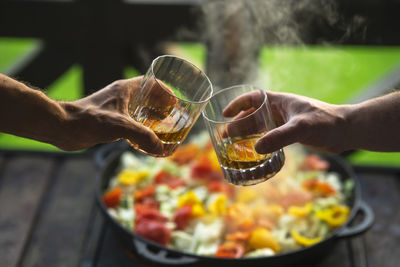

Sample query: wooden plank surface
[19,157,97,267]
[357,171,400,267]
[0,155,54,267]
[79,207,106,267]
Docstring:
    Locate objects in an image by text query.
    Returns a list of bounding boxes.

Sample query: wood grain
[0,156,54,267]
[19,157,97,267]
[358,172,400,267]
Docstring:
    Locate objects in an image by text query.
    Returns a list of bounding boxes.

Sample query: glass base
[221,149,285,186]
[125,139,176,157]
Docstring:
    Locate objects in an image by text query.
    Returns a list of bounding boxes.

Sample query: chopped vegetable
[134,185,155,201]
[118,169,149,186]
[215,242,245,258]
[191,155,224,181]
[135,219,171,246]
[103,187,122,208]
[290,229,322,246]
[236,188,259,203]
[303,178,336,196]
[281,191,313,209]
[191,203,206,217]
[168,144,199,165]
[288,203,313,217]
[226,231,251,242]
[245,248,275,258]
[178,190,201,207]
[135,204,168,224]
[104,135,352,259]
[173,206,192,230]
[192,219,224,244]
[154,170,186,189]
[253,204,284,220]
[170,231,193,253]
[207,181,224,193]
[249,227,280,252]
[302,154,330,171]
[208,194,227,215]
[315,205,350,227]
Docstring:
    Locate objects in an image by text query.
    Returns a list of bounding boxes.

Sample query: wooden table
[0,149,399,267]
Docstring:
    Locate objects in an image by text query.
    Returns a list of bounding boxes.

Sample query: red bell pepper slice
[103,187,122,208]
[215,242,245,258]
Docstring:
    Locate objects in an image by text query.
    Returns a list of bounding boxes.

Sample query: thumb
[255,122,299,154]
[120,118,163,155]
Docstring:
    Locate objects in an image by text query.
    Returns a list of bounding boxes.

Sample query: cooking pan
[94,140,374,267]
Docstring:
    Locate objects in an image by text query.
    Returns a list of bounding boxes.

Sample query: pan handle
[94,140,129,169]
[132,239,199,265]
[337,200,374,238]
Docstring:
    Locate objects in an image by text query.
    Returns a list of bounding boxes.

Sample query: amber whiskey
[129,105,193,156]
[216,135,285,186]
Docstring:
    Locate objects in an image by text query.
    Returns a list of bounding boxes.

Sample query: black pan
[94,140,374,267]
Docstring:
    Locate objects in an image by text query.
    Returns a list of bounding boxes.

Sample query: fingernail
[255,140,267,154]
[144,140,163,155]
[154,140,164,155]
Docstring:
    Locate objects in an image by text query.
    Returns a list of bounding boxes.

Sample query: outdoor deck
[1,0,400,266]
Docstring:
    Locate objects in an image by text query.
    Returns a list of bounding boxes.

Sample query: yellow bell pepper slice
[117,169,149,186]
[288,203,313,217]
[208,195,227,215]
[178,190,201,207]
[191,203,206,217]
[290,230,322,246]
[249,227,280,252]
[178,191,206,217]
[315,205,350,227]
[236,188,259,204]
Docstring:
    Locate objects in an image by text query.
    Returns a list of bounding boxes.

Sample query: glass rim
[202,84,268,124]
[151,55,214,104]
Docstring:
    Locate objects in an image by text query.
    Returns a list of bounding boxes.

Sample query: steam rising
[201,0,366,88]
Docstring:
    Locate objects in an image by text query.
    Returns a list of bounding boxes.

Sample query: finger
[222,107,259,138]
[255,122,299,154]
[119,118,163,155]
[146,77,177,108]
[222,90,264,117]
[120,77,142,114]
[263,91,293,126]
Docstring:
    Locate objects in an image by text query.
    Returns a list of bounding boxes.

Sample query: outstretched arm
[223,90,400,154]
[342,91,400,152]
[0,74,163,153]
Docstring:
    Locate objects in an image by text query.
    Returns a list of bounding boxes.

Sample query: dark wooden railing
[1,0,400,93]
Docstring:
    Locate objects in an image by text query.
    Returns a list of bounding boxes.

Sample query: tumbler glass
[129,55,213,157]
[202,85,285,186]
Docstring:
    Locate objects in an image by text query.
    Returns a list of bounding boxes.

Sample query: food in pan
[103,132,353,258]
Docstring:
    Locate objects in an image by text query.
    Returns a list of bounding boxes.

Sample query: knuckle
[294,117,312,131]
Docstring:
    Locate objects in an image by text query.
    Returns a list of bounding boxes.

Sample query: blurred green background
[1,37,400,166]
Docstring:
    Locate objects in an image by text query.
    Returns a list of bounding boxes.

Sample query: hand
[58,76,174,153]
[221,90,267,138]
[223,90,349,154]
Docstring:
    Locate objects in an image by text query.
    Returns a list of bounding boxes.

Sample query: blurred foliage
[259,45,400,104]
[0,38,38,71]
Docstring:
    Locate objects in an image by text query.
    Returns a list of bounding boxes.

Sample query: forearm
[0,74,67,146]
[342,90,400,152]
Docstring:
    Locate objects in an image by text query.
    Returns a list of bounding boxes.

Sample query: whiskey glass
[129,55,213,157]
[202,85,285,186]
